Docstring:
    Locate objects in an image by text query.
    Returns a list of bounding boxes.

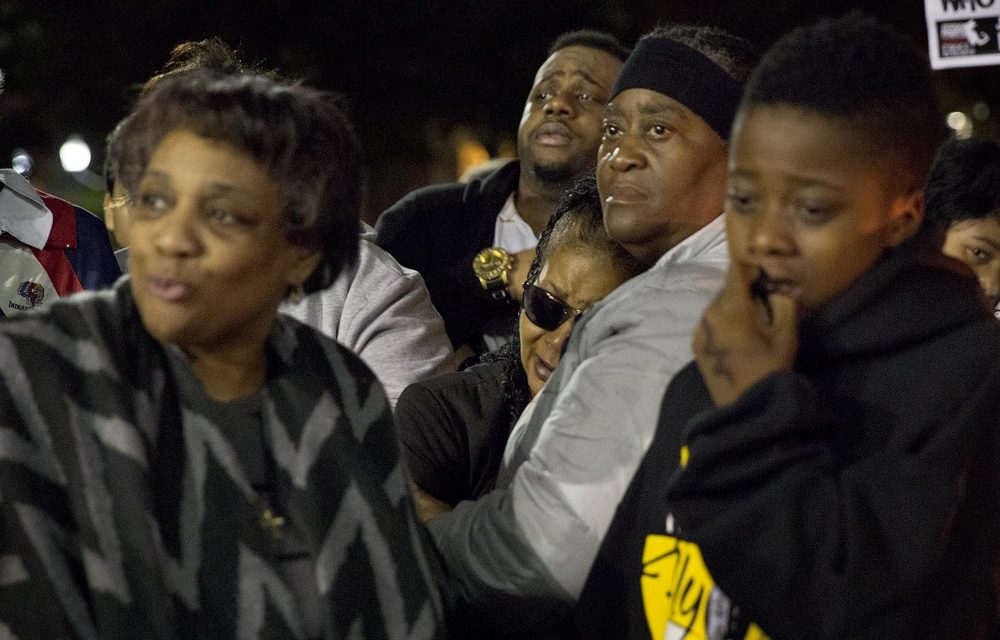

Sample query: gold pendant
[259,507,286,540]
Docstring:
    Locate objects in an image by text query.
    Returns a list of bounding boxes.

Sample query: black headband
[610,37,743,139]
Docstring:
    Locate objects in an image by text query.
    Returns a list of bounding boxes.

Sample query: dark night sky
[2,0,998,219]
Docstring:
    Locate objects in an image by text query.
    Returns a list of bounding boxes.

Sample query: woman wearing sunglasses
[396,174,644,520]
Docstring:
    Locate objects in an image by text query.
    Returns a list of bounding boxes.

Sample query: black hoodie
[569,237,1000,640]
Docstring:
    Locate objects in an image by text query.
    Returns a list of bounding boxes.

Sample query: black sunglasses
[522,283,586,331]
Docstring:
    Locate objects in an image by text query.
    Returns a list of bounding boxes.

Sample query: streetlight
[59,135,92,173]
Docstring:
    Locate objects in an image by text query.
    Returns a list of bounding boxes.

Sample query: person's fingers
[734,254,760,285]
[718,258,759,315]
[726,256,758,293]
[767,293,799,346]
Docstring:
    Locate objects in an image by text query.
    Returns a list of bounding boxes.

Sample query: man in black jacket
[375,30,627,357]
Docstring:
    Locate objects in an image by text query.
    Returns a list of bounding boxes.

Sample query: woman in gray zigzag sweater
[0,69,444,640]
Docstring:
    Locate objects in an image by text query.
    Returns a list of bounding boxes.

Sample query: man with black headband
[426,26,758,635]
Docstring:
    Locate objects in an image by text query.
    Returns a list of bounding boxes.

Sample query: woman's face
[942,215,1000,309]
[519,245,626,397]
[129,128,319,355]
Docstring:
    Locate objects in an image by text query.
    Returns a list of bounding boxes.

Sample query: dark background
[2,0,998,227]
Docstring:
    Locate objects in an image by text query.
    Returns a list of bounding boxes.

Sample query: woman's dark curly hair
[112,69,361,293]
[482,172,644,427]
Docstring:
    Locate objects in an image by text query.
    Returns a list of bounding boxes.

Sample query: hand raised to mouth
[693,259,799,407]
[750,269,777,325]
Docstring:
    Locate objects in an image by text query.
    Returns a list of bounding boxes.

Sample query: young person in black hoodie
[569,13,1000,640]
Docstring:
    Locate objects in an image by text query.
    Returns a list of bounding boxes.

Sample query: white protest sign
[925,0,1000,69]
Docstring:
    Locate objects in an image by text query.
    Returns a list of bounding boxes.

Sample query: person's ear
[885,189,924,247]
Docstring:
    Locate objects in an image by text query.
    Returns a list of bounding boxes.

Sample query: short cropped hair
[642,24,759,83]
[547,29,630,62]
[925,137,1000,231]
[739,12,945,192]
[113,70,362,292]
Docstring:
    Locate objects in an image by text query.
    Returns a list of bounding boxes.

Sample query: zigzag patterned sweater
[0,279,444,640]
